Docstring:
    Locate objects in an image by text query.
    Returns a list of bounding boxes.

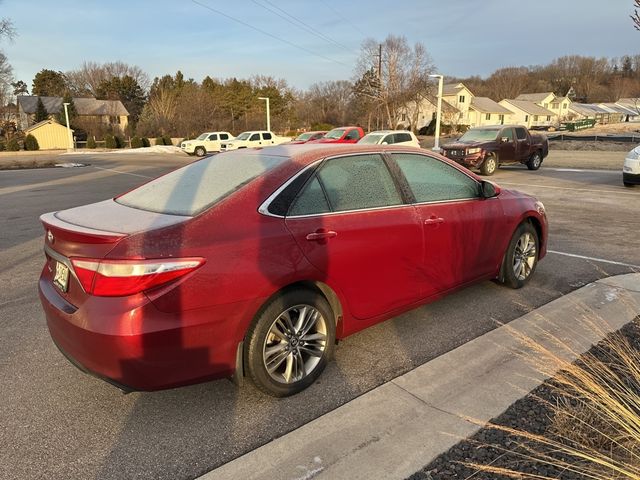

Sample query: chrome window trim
[257,150,489,220]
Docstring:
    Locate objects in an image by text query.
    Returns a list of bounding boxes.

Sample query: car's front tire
[499,222,539,289]
[480,154,497,176]
[194,146,206,157]
[245,289,335,397]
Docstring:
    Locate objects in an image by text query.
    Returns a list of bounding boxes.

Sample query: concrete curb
[200,274,640,480]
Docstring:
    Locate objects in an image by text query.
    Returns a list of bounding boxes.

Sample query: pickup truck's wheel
[623,181,635,188]
[499,222,539,289]
[480,154,497,176]
[527,151,542,170]
[245,289,335,397]
[194,146,206,157]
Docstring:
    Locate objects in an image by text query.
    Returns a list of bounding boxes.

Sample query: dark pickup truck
[441,125,549,176]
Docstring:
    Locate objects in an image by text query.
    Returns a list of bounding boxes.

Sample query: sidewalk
[200,274,640,480]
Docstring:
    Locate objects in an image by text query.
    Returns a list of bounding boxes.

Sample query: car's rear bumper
[39,274,259,391]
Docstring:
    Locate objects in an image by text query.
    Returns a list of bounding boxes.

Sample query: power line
[318,0,368,38]
[191,0,350,68]
[251,0,357,55]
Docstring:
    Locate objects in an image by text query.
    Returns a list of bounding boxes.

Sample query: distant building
[23,119,73,150]
[516,92,571,120]
[468,97,514,127]
[441,82,474,125]
[499,99,557,129]
[17,95,129,132]
[396,93,461,131]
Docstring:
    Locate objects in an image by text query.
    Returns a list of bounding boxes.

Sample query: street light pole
[428,74,444,152]
[258,97,270,132]
[63,102,74,152]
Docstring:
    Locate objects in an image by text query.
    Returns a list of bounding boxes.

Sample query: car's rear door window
[391,153,480,203]
[263,132,272,140]
[515,127,527,140]
[116,153,286,216]
[288,177,331,216]
[290,154,402,214]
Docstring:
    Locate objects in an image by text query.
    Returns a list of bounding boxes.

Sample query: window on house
[534,115,539,121]
[459,95,465,103]
[401,113,407,121]
[552,103,559,109]
[499,114,505,123]
[525,115,529,122]
[485,113,491,120]
[546,116,551,121]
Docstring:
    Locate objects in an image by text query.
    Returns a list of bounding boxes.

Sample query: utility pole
[63,102,74,152]
[258,97,270,132]
[376,43,382,129]
[428,74,444,152]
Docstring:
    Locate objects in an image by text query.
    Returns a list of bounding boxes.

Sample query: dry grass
[467,316,640,479]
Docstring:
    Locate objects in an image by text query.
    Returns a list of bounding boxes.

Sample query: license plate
[53,261,69,293]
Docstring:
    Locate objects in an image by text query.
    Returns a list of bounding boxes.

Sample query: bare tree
[632,0,640,30]
[66,61,150,96]
[354,35,434,129]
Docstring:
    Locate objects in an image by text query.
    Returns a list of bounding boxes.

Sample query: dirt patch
[0,160,59,170]
[550,140,633,151]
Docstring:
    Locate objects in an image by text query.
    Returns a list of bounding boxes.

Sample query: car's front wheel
[527,151,542,170]
[245,289,335,397]
[480,154,497,176]
[194,146,206,157]
[500,222,539,289]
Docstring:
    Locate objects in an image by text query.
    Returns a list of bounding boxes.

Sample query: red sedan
[38,145,547,397]
[288,131,327,144]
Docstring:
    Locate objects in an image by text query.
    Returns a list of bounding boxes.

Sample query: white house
[499,99,557,128]
[516,92,571,120]
[468,97,514,127]
[441,83,474,125]
[396,93,461,131]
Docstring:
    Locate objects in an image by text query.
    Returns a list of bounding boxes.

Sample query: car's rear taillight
[70,257,205,297]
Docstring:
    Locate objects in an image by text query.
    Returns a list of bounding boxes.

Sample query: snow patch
[62,146,186,155]
[54,162,87,168]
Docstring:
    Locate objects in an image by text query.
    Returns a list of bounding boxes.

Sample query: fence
[547,134,640,143]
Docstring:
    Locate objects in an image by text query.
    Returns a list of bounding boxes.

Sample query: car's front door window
[391,153,479,203]
[249,133,260,141]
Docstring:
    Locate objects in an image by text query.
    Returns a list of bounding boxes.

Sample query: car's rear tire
[480,154,497,176]
[527,151,542,170]
[245,289,335,397]
[623,181,635,188]
[499,222,539,289]
[195,146,206,157]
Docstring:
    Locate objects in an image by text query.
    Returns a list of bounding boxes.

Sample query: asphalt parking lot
[1,150,638,480]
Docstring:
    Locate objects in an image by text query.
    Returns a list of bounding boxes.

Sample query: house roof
[442,83,468,96]
[24,119,73,132]
[614,103,640,116]
[515,92,555,103]
[553,96,570,104]
[617,98,640,108]
[501,99,556,116]
[569,103,609,115]
[599,103,638,116]
[470,97,513,114]
[18,95,129,116]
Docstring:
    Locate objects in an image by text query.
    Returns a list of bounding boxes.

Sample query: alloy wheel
[512,232,537,281]
[262,304,327,384]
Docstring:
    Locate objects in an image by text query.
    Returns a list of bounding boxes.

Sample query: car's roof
[223,143,425,167]
[330,126,361,130]
[469,124,525,130]
[365,130,413,135]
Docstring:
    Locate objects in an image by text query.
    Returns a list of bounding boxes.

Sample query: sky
[1,0,639,91]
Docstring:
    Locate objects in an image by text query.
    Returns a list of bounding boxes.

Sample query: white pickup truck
[181,131,234,156]
[221,131,290,151]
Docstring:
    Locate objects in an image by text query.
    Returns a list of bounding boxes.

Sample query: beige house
[499,99,557,128]
[516,92,571,120]
[23,119,73,150]
[441,82,474,125]
[468,97,514,127]
[396,93,461,131]
[17,95,129,132]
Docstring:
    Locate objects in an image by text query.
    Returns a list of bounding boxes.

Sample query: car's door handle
[424,216,445,226]
[306,230,338,242]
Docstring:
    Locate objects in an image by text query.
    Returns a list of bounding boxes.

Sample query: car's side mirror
[381,141,388,145]
[480,180,500,198]
[501,137,509,143]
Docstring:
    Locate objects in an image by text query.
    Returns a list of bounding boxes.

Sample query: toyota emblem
[47,230,54,243]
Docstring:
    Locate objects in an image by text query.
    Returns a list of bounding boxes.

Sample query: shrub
[6,137,20,151]
[142,137,150,147]
[0,141,5,151]
[131,136,143,149]
[114,135,124,148]
[24,134,40,151]
[162,135,173,146]
[86,137,97,149]
[310,122,333,131]
[104,135,117,149]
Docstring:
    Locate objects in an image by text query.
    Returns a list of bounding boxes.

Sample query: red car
[309,126,364,143]
[39,144,547,397]
[288,131,327,144]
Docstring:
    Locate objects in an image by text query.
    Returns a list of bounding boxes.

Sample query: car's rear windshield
[116,152,286,216]
[458,129,499,142]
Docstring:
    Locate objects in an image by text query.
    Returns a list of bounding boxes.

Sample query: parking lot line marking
[548,250,640,269]
[93,166,153,178]
[500,182,639,196]
[551,168,619,173]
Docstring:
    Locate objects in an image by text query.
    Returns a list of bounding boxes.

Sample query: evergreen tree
[32,69,67,96]
[56,92,77,127]
[34,97,49,122]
